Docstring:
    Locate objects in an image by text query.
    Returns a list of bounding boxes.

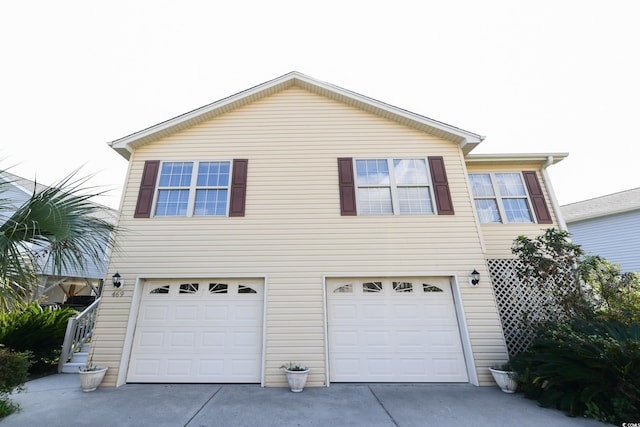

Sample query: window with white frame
[469,172,534,223]
[155,161,231,217]
[355,158,434,215]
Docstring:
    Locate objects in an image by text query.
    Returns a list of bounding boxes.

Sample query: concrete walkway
[2,374,606,427]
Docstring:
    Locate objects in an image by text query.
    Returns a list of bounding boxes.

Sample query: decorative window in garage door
[179,283,199,294]
[209,283,229,293]
[150,285,170,294]
[145,281,262,297]
[423,284,443,293]
[363,282,383,293]
[393,281,413,292]
[333,283,353,293]
[238,285,257,294]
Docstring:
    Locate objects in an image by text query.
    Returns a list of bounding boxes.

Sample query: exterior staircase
[61,342,91,373]
[58,298,101,373]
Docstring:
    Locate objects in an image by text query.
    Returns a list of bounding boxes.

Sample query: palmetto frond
[0,170,117,312]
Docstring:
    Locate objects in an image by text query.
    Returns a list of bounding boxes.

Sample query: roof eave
[565,206,640,223]
[465,152,569,165]
[107,71,485,159]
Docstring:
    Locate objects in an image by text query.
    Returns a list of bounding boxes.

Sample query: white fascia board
[465,152,569,165]
[292,73,485,146]
[108,72,485,160]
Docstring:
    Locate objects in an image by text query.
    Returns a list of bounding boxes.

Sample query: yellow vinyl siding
[92,86,507,387]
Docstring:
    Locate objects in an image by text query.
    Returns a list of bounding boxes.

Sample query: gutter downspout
[541,156,567,231]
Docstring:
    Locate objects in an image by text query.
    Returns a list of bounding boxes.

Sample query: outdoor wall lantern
[112,272,123,288]
[469,269,480,287]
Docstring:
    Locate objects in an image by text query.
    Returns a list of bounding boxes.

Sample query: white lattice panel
[488,259,572,356]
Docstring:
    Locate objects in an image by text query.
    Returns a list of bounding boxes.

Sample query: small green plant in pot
[280,362,310,392]
[488,361,518,393]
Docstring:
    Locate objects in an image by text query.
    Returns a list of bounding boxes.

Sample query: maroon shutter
[229,159,248,217]
[337,158,357,216]
[522,171,553,224]
[134,160,160,218]
[428,156,454,215]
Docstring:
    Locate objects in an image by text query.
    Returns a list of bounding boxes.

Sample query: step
[61,362,85,374]
[70,351,88,364]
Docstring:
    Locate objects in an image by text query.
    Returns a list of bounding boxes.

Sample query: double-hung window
[469,172,534,223]
[155,161,231,217]
[355,158,434,215]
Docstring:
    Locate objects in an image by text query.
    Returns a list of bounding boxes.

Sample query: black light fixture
[470,269,480,286]
[112,272,122,288]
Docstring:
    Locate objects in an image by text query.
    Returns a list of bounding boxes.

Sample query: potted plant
[78,356,108,392]
[280,362,310,392]
[488,361,517,393]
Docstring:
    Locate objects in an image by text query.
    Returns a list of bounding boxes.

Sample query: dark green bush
[511,320,640,424]
[0,346,32,418]
[0,302,76,372]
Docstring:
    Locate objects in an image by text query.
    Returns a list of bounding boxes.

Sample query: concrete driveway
[2,374,605,427]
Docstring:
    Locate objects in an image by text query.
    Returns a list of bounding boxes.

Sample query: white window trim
[152,160,233,217]
[354,157,436,216]
[471,172,536,224]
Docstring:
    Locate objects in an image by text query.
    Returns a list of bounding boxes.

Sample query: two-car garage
[126,276,469,384]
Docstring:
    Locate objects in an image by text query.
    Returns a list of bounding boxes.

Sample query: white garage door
[127,279,263,383]
[327,277,468,382]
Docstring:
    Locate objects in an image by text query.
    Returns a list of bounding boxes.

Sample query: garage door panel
[368,358,394,376]
[166,359,193,376]
[362,305,387,319]
[138,331,165,348]
[170,331,196,347]
[393,304,419,318]
[332,304,358,320]
[328,277,468,383]
[203,305,228,320]
[174,305,199,320]
[201,332,226,349]
[364,330,392,348]
[332,330,359,348]
[200,359,225,375]
[129,359,161,377]
[396,330,423,349]
[140,305,170,321]
[128,279,264,383]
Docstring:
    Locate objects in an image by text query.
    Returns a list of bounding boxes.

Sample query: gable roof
[561,187,640,223]
[108,71,485,160]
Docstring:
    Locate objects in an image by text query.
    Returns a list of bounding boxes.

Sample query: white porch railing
[58,298,101,373]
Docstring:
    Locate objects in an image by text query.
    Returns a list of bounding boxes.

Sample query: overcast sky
[2,1,638,209]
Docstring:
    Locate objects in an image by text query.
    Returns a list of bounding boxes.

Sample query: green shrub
[0,346,32,418]
[0,302,76,372]
[511,319,640,424]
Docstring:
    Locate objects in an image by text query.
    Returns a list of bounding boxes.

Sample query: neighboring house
[91,72,567,388]
[561,188,640,273]
[0,171,117,305]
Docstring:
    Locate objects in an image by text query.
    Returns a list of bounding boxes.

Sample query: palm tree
[0,170,117,314]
